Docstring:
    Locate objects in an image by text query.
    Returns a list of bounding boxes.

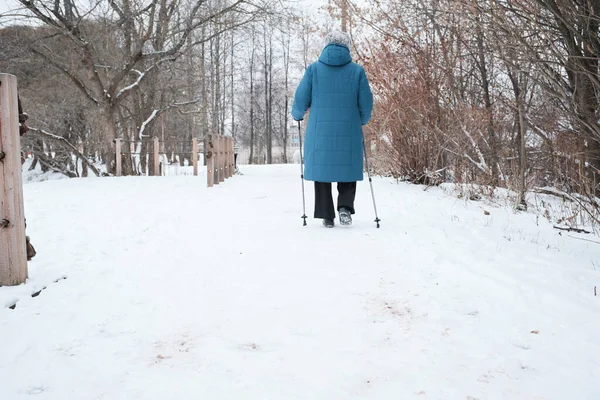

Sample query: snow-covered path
[1,165,599,399]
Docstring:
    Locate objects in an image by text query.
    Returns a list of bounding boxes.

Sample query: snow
[1,164,599,399]
[461,127,489,173]
[116,70,146,100]
[138,109,158,139]
[20,158,69,183]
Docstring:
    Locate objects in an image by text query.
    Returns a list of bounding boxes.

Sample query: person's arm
[358,67,373,126]
[291,64,313,121]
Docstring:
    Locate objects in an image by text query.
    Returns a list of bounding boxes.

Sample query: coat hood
[318,44,352,67]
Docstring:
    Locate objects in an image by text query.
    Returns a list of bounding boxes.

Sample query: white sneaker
[339,208,352,226]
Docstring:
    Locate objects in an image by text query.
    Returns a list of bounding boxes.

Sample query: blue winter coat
[291,43,373,182]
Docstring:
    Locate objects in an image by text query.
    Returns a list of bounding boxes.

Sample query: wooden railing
[205,134,235,187]
[114,134,235,187]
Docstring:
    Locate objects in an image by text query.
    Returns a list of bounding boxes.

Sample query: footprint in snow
[238,342,261,351]
[26,386,47,395]
[4,297,18,309]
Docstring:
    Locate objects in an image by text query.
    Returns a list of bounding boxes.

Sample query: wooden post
[214,135,221,185]
[0,73,27,286]
[229,137,234,178]
[229,137,233,178]
[225,136,229,180]
[207,135,214,187]
[223,136,229,179]
[223,136,228,179]
[227,137,232,178]
[192,138,198,176]
[153,137,160,176]
[115,138,122,177]
[224,137,229,179]
[217,135,222,183]
[219,136,227,182]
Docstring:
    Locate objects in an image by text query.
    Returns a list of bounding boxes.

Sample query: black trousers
[314,181,356,221]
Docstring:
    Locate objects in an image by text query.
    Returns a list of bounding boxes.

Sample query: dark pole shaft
[298,121,307,226]
[363,139,381,228]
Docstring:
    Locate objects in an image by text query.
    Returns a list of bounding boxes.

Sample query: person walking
[291,31,373,228]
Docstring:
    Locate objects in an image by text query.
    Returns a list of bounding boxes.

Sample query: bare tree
[16,0,260,174]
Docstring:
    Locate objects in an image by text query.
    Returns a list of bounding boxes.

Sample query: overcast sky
[0,0,30,25]
[0,0,341,31]
[0,0,21,14]
[0,0,334,15]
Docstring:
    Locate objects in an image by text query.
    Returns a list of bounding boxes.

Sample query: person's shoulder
[301,62,318,75]
[350,62,368,78]
[350,61,366,71]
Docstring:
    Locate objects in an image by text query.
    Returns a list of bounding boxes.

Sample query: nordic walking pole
[298,120,308,226]
[363,139,381,228]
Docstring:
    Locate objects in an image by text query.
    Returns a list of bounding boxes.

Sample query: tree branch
[28,127,102,177]
[29,47,99,105]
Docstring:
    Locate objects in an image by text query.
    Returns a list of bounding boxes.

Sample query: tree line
[2,0,599,221]
[0,0,325,176]
[346,0,600,219]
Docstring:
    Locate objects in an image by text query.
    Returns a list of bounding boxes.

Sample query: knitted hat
[324,30,351,49]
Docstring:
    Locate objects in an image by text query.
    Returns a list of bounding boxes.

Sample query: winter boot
[322,219,335,228]
[339,207,352,226]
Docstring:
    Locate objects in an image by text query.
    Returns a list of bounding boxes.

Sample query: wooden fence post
[115,138,122,177]
[219,135,223,181]
[192,138,198,176]
[229,137,234,178]
[206,135,214,187]
[153,137,160,176]
[226,137,231,178]
[223,136,228,179]
[226,137,231,179]
[219,135,225,183]
[214,135,221,185]
[0,73,27,286]
[223,137,227,179]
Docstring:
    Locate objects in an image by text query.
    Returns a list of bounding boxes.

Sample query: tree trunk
[249,33,256,164]
[104,106,118,175]
[201,27,208,166]
[182,33,194,167]
[231,31,235,140]
[511,75,528,208]
[268,32,273,164]
[213,27,221,136]
[341,0,348,32]
[475,15,497,185]
[263,24,271,164]
[116,109,134,176]
[220,31,227,138]
[282,28,290,164]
